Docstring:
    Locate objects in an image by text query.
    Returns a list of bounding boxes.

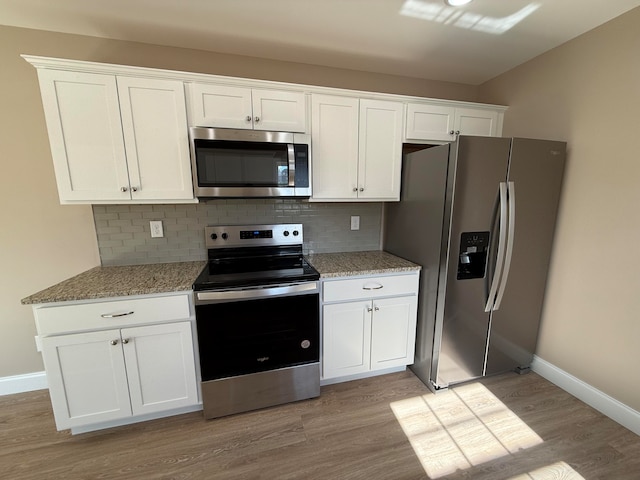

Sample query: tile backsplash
[93,199,383,266]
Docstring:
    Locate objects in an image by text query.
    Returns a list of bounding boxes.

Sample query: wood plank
[1,371,638,479]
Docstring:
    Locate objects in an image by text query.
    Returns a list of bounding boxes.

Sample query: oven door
[195,282,320,382]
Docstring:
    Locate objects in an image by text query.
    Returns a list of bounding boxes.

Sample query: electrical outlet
[150,220,164,238]
[350,216,360,231]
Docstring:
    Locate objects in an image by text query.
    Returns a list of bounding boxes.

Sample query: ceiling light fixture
[445,0,473,6]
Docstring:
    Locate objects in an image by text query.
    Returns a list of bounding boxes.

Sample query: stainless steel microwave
[189,127,312,198]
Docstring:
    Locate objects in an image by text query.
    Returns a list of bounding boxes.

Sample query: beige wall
[0,25,478,378]
[478,8,640,411]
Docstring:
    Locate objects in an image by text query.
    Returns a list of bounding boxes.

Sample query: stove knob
[293,230,299,236]
[210,233,217,240]
[221,233,228,240]
[283,230,290,237]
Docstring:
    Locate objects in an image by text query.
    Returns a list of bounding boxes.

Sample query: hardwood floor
[1,370,639,480]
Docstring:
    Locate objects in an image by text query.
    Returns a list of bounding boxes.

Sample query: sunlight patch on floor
[508,461,586,480]
[390,382,543,479]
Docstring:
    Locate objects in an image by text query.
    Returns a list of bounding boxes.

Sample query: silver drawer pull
[362,284,383,290]
[101,311,134,318]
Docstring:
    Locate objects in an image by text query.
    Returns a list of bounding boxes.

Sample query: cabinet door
[405,103,455,142]
[358,99,404,200]
[187,83,253,129]
[36,69,130,202]
[122,322,198,415]
[117,77,194,200]
[454,108,499,137]
[41,330,132,430]
[322,301,371,379]
[311,94,360,200]
[370,296,417,370]
[252,89,307,132]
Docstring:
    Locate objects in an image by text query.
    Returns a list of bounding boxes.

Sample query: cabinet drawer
[323,274,418,302]
[35,294,192,336]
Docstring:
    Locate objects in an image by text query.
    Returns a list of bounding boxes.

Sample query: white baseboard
[0,371,48,396]
[531,355,640,436]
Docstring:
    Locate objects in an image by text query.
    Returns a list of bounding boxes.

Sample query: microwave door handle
[287,144,296,186]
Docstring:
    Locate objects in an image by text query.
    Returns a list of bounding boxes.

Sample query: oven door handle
[195,282,319,304]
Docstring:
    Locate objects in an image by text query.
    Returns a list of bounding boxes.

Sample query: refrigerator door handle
[485,182,508,312]
[494,181,516,310]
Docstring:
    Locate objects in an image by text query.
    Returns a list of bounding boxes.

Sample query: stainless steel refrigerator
[384,136,566,391]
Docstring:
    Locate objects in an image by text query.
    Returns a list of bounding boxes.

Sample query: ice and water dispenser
[457,231,490,280]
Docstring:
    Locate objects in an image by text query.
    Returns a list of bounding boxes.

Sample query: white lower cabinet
[42,329,132,428]
[323,301,371,378]
[35,294,199,432]
[321,273,419,382]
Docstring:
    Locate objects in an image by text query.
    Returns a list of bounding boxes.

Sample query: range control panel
[205,224,303,248]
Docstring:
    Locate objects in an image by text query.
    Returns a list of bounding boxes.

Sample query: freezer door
[434,136,512,388]
[384,144,450,388]
[485,138,566,375]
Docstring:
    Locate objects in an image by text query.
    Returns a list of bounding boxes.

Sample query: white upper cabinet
[25,56,507,205]
[311,95,403,201]
[187,83,307,132]
[453,107,500,137]
[37,70,131,202]
[358,99,404,200]
[310,95,360,200]
[117,77,193,201]
[406,103,502,142]
[406,103,455,143]
[36,69,194,204]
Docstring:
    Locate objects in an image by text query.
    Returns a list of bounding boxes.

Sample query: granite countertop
[306,250,421,278]
[21,251,420,305]
[21,261,206,305]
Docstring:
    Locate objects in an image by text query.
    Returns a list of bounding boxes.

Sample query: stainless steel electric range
[193,223,320,419]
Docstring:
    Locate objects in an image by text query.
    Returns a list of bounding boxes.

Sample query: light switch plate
[350,216,360,231]
[150,220,164,238]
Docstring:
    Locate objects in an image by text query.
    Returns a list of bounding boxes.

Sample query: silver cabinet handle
[101,311,134,318]
[122,338,130,345]
[449,130,461,136]
[374,306,380,311]
[121,186,128,192]
[110,339,118,346]
[353,187,358,192]
[131,186,138,192]
[246,115,252,122]
[362,284,383,290]
[367,306,373,312]
[254,116,260,123]
[359,187,364,192]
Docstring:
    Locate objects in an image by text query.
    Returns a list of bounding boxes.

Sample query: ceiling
[1,0,639,85]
